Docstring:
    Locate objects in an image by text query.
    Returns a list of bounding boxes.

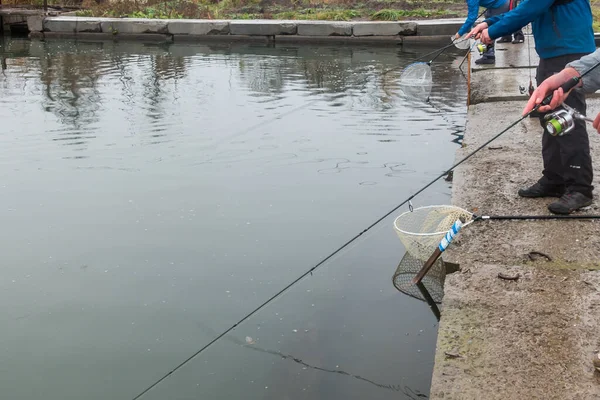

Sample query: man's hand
[480,29,493,45]
[454,32,461,40]
[593,113,600,134]
[522,67,582,116]
[467,22,488,40]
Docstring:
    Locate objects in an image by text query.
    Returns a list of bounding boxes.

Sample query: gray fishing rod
[474,214,600,221]
[413,211,600,285]
[396,10,486,70]
[406,57,600,209]
[411,60,600,285]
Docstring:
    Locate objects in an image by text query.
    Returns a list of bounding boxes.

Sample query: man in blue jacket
[455,0,524,65]
[468,0,596,214]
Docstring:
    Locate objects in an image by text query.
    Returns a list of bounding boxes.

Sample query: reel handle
[540,77,580,106]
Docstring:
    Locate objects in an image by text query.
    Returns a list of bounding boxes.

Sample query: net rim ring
[393,205,472,237]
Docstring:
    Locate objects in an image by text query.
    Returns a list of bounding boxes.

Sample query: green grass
[70,0,600,29]
[593,6,600,32]
[273,9,361,20]
[73,0,464,20]
[371,8,454,20]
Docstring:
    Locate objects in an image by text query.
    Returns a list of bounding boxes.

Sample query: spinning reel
[544,103,594,136]
[476,43,489,55]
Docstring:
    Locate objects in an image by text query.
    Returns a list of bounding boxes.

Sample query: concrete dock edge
[428,40,600,399]
[23,16,466,45]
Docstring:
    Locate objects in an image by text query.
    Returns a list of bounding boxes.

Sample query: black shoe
[518,182,565,198]
[475,56,495,65]
[548,191,593,214]
[497,36,512,43]
[512,34,524,44]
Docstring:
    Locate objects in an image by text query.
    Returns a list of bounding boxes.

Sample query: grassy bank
[3,0,600,29]
[68,0,467,21]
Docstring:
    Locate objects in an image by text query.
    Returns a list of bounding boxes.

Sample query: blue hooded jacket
[485,0,595,59]
[457,0,509,36]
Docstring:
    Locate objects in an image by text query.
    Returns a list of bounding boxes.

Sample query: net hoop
[393,205,473,236]
[398,61,433,102]
[393,205,474,261]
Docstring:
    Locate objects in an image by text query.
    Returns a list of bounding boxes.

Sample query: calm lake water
[0,36,467,399]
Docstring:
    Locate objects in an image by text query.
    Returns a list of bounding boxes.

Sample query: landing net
[392,250,445,304]
[393,205,473,261]
[398,62,433,101]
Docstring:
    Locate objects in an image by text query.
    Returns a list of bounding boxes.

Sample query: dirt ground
[429,94,600,398]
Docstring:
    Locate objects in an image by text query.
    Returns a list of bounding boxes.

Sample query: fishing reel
[544,103,593,136]
[476,43,488,55]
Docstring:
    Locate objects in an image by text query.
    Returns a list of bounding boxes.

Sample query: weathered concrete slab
[26,15,43,32]
[471,37,540,70]
[75,18,102,33]
[100,18,168,34]
[229,20,297,36]
[470,66,600,104]
[296,21,351,36]
[470,67,534,104]
[429,97,600,399]
[167,20,229,35]
[0,8,42,16]
[43,17,102,33]
[416,18,466,36]
[43,17,77,33]
[352,21,416,36]
[431,264,600,400]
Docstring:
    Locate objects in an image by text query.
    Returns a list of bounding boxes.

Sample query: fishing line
[527,23,534,95]
[407,60,600,284]
[133,34,516,400]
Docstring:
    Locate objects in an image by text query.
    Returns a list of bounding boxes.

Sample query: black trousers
[536,53,594,197]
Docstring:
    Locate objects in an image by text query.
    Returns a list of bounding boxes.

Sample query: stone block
[100,18,168,34]
[296,21,352,36]
[416,19,465,36]
[43,17,77,33]
[77,18,102,33]
[167,20,229,35]
[43,17,101,33]
[27,16,43,32]
[229,20,297,36]
[352,22,416,36]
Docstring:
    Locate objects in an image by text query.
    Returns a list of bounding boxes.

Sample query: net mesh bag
[452,34,473,50]
[393,205,473,261]
[399,62,433,102]
[392,250,445,305]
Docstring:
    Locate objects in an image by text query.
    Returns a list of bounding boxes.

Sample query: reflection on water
[0,36,467,400]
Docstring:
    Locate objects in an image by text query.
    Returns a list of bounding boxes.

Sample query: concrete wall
[25,16,465,43]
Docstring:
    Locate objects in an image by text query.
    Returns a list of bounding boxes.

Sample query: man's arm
[457,0,482,36]
[486,0,554,39]
[566,50,600,93]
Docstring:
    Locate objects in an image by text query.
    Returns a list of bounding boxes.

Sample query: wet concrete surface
[429,38,600,398]
[469,36,600,105]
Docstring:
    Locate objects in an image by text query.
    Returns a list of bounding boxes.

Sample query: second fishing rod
[405,57,600,209]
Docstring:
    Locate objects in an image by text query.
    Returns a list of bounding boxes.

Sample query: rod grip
[412,220,464,285]
[540,77,580,106]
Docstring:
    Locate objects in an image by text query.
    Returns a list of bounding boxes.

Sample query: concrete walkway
[429,38,600,399]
